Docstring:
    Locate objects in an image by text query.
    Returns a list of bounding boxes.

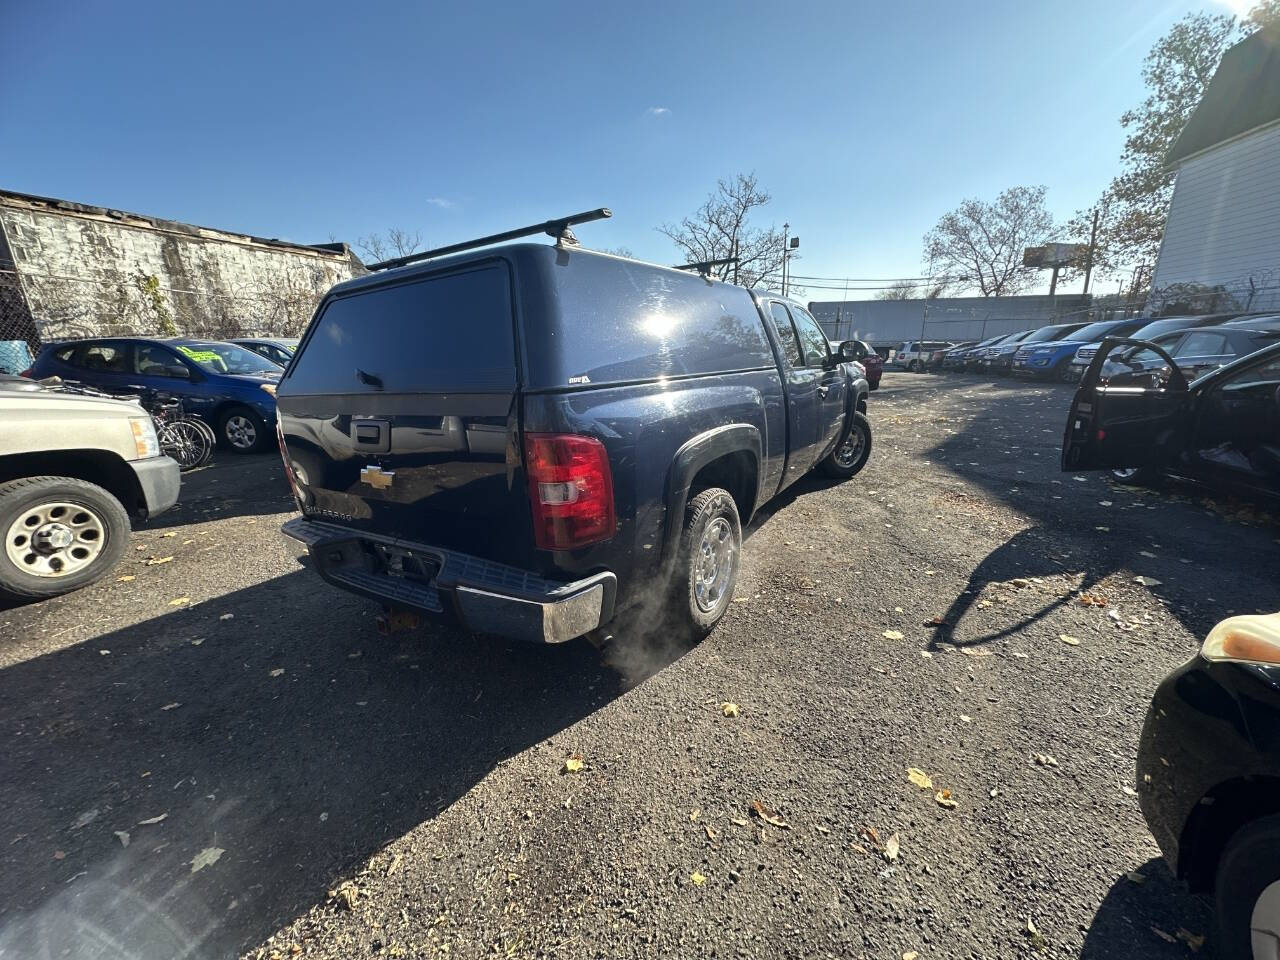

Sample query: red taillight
[524,433,615,550]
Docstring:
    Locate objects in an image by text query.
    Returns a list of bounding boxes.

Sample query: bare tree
[659,173,794,291]
[923,186,1054,297]
[600,246,635,259]
[355,227,424,263]
[875,280,920,301]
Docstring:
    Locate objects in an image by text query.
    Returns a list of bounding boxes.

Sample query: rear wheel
[0,476,130,601]
[1215,814,1280,959]
[820,411,873,479]
[218,405,268,453]
[671,487,742,639]
[908,359,921,372]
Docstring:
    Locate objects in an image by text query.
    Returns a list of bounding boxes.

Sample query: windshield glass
[1021,327,1063,343]
[175,342,281,376]
[1131,318,1194,340]
[1070,320,1129,342]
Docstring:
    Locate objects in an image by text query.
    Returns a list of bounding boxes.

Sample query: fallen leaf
[959,714,972,723]
[1176,928,1205,951]
[720,702,739,718]
[977,599,993,608]
[145,556,174,566]
[191,638,204,646]
[883,630,905,641]
[1151,926,1177,943]
[117,575,136,582]
[114,830,130,847]
[883,832,900,861]
[169,597,190,606]
[689,808,700,822]
[924,616,946,627]
[331,881,358,910]
[989,787,1000,798]
[961,647,991,657]
[907,768,933,789]
[137,813,168,826]
[190,846,225,873]
[1122,785,1138,797]
[1095,525,1111,532]
[53,850,66,860]
[749,799,789,829]
[704,824,716,841]
[1079,593,1109,607]
[1099,500,1113,507]
[1139,550,1156,558]
[219,613,234,621]
[160,702,180,711]
[269,668,285,678]
[919,650,933,659]
[1134,575,1162,587]
[1033,754,1059,767]
[935,789,958,809]
[1125,871,1146,884]
[70,809,99,830]
[859,825,881,846]
[99,649,110,656]
[850,842,869,855]
[814,823,830,835]
[690,871,706,887]
[904,953,920,960]
[562,754,583,774]
[1059,634,1080,646]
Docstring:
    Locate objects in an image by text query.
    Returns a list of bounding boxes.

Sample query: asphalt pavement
[2,373,1278,960]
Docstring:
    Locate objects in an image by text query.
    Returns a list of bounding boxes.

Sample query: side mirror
[836,340,863,363]
[164,364,192,379]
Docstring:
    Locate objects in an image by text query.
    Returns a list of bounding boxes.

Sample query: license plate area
[369,542,441,587]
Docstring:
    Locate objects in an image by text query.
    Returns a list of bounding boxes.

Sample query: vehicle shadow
[919,382,1280,652]
[0,570,641,960]
[146,453,293,531]
[1080,859,1218,958]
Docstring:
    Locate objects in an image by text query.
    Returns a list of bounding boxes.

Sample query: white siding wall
[1152,121,1280,300]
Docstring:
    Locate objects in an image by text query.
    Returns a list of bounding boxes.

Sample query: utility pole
[1082,208,1099,295]
[781,223,789,296]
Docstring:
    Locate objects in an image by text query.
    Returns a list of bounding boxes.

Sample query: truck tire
[0,476,131,601]
[820,412,873,479]
[218,405,269,453]
[672,487,742,639]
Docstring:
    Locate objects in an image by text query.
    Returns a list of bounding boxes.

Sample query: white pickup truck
[0,375,180,601]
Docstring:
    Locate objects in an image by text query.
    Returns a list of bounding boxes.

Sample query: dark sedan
[1137,612,1280,959]
[1062,337,1280,498]
[1099,325,1280,386]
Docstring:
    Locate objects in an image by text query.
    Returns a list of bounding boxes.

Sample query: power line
[787,273,931,282]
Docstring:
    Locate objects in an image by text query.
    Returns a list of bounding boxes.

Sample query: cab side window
[1174,332,1227,357]
[790,307,830,367]
[768,303,802,367]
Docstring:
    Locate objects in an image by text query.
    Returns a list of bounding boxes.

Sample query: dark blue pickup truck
[277,232,871,645]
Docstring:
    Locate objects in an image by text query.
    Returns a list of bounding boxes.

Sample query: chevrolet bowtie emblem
[360,465,394,490]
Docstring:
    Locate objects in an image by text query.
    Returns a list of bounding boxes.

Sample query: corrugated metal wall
[808,293,1091,348]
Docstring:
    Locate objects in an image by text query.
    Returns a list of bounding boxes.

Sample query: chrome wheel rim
[694,516,735,613]
[225,414,257,449]
[835,426,865,468]
[1252,879,1280,959]
[5,501,106,578]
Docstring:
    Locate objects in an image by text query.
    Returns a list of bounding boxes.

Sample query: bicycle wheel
[186,418,217,466]
[158,420,209,471]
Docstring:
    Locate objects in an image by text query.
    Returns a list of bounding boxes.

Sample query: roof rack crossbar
[674,256,738,277]
[366,207,612,271]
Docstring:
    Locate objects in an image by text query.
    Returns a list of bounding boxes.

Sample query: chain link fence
[0,266,329,373]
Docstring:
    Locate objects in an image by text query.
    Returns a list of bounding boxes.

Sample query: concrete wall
[1150,121,1280,314]
[0,191,365,346]
[807,293,1091,349]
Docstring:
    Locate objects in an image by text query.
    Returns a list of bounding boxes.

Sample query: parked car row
[22,335,299,453]
[912,313,1280,389]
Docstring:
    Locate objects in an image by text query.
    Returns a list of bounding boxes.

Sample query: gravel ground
[2,372,1278,960]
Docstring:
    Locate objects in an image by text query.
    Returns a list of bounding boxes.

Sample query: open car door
[1062,337,1191,472]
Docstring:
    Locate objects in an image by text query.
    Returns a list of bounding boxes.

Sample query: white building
[1151,28,1280,314]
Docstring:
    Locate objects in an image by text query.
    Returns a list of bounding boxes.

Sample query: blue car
[28,337,280,452]
[1008,320,1140,381]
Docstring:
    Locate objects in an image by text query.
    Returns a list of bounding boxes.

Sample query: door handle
[817,385,829,398]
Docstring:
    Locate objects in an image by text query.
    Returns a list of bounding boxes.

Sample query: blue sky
[0,0,1236,298]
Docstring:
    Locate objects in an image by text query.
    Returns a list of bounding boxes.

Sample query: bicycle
[146,392,215,471]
